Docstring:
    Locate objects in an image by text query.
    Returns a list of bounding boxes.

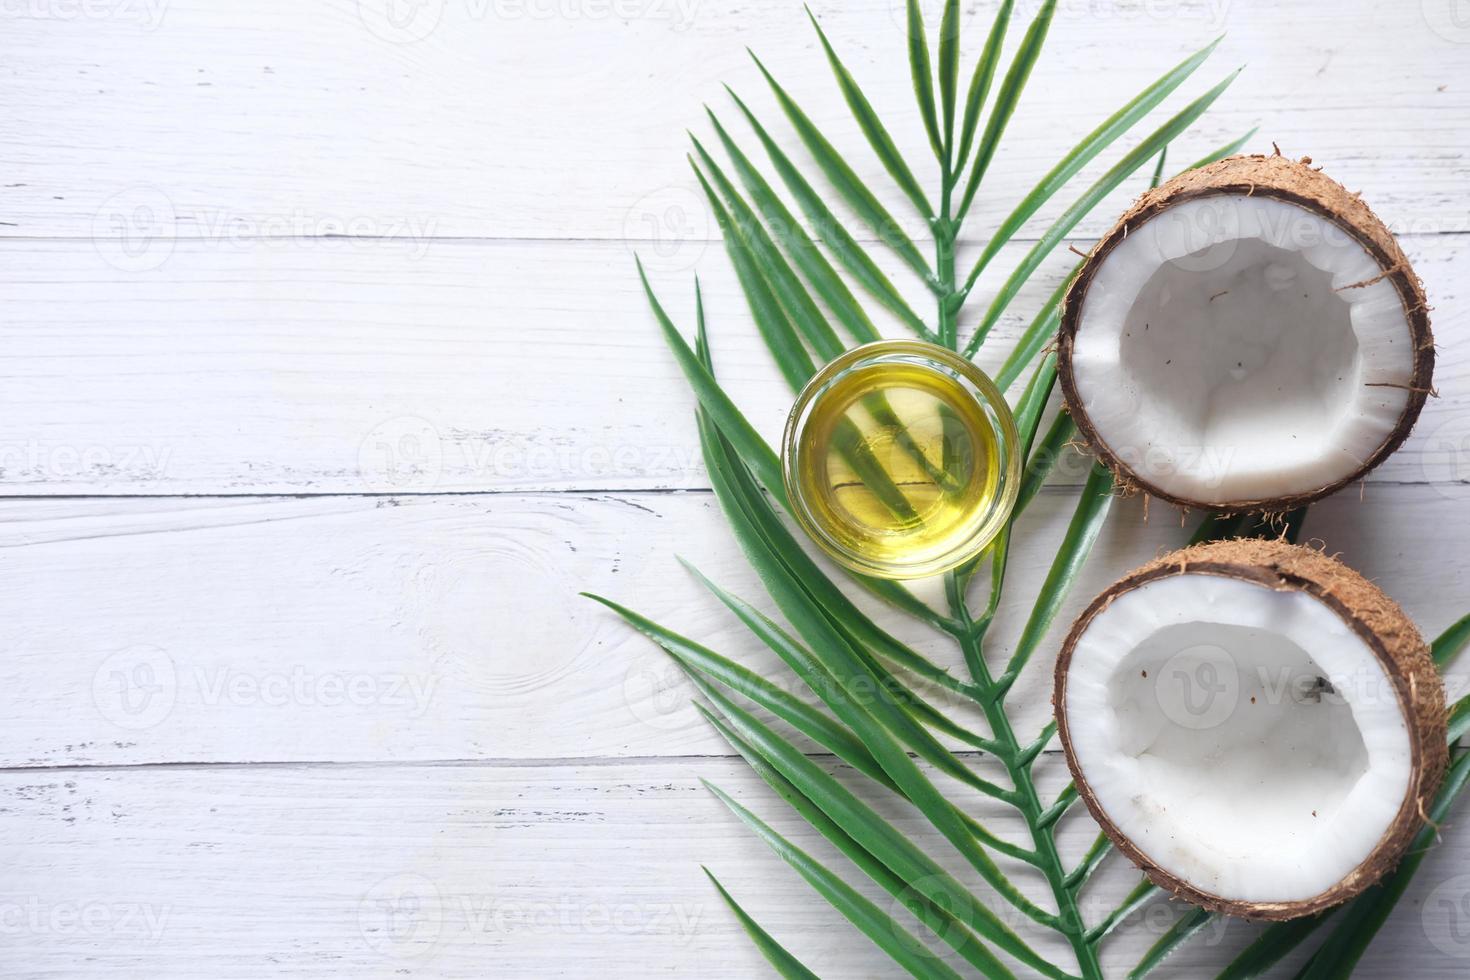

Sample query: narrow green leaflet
[935,0,961,157]
[993,271,1073,390]
[1150,145,1170,186]
[953,0,1013,171]
[997,465,1115,696]
[705,108,881,344]
[1065,833,1114,892]
[807,8,935,219]
[1016,409,1078,515]
[583,592,899,793]
[702,869,822,980]
[1433,612,1470,669]
[905,0,944,160]
[1018,719,1057,768]
[1449,695,1470,744]
[1187,127,1260,170]
[750,53,935,280]
[692,136,845,359]
[693,684,1065,976]
[1213,915,1331,980]
[956,0,1056,219]
[705,782,968,980]
[1129,906,1215,978]
[964,69,1241,355]
[1086,879,1162,946]
[690,163,815,390]
[701,708,1018,977]
[962,38,1221,289]
[638,259,785,503]
[724,86,936,340]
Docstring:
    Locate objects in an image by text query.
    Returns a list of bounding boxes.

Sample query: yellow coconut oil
[783,341,1021,579]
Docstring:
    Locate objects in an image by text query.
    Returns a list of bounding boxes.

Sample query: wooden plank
[2,1,1467,243]
[0,233,1464,495]
[1,758,1467,977]
[2,482,1465,769]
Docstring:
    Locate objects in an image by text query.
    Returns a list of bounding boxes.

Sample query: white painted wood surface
[2,0,1468,976]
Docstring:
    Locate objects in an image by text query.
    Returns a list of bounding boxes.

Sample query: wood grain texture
[3,760,1470,978]
[0,233,1465,495]
[3,0,1469,975]
[2,0,1467,243]
[1,483,1465,770]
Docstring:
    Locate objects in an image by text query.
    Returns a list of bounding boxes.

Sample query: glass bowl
[781,339,1021,580]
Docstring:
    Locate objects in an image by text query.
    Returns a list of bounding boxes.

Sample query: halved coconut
[1054,539,1446,919]
[1058,155,1433,512]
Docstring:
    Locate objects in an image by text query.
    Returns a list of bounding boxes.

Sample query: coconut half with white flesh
[1055,539,1446,919]
[1059,155,1433,512]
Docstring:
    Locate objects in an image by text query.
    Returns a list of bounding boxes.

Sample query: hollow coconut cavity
[1059,155,1433,512]
[1054,539,1446,919]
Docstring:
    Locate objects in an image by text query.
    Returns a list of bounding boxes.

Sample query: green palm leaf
[602,10,1470,979]
[1128,906,1215,978]
[691,162,815,389]
[705,108,881,344]
[935,0,961,158]
[963,68,1241,354]
[750,53,934,280]
[962,37,1222,290]
[693,686,1065,976]
[692,137,845,359]
[703,868,822,980]
[705,781,969,980]
[702,710,1015,976]
[905,0,944,161]
[956,0,1056,219]
[954,0,1014,173]
[1433,611,1470,668]
[808,7,935,220]
[723,87,937,340]
[636,259,785,501]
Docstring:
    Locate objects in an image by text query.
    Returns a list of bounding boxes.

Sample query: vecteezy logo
[622,658,694,732]
[358,0,446,44]
[1156,642,1240,731]
[621,186,710,274]
[1424,873,1470,958]
[91,645,178,730]
[883,0,947,38]
[1423,0,1470,44]
[1420,413,1470,495]
[358,415,445,492]
[359,873,444,959]
[92,186,177,273]
[1147,198,1239,274]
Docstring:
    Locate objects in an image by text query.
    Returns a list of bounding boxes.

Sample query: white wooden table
[2,1,1468,976]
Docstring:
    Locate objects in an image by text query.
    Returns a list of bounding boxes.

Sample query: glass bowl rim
[780,338,1023,580]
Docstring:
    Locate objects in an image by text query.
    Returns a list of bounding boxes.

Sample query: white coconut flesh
[1069,194,1415,505]
[1062,573,1412,905]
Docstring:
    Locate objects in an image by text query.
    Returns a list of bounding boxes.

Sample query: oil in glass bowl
[782,340,1021,579]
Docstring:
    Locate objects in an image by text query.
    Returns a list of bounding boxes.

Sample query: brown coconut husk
[1053,538,1447,920]
[1057,155,1434,514]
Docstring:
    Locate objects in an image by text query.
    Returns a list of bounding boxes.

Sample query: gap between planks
[0,750,1063,776]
